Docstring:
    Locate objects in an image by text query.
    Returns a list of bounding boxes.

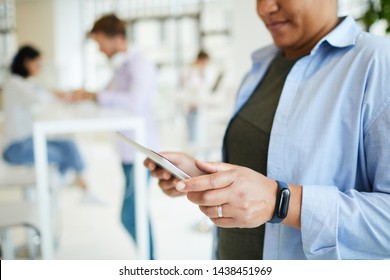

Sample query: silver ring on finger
[217,205,223,218]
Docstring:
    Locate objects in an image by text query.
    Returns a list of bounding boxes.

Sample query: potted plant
[362,0,390,33]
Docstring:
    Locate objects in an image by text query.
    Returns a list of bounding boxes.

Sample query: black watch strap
[269,181,290,224]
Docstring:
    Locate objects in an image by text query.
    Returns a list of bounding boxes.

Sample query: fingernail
[176,182,186,191]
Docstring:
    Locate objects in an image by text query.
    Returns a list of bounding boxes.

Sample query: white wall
[16,0,56,87]
[16,0,54,60]
[53,0,84,90]
[231,0,272,87]
[15,0,84,90]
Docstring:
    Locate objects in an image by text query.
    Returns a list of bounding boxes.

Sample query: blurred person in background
[1,45,99,203]
[180,50,212,145]
[69,14,158,259]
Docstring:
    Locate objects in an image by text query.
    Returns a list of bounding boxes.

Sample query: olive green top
[219,53,299,260]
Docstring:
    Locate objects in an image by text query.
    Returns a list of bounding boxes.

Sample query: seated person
[2,45,99,203]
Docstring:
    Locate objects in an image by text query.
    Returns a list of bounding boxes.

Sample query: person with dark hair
[146,0,390,260]
[69,14,159,259]
[10,45,41,78]
[89,13,126,38]
[196,50,209,62]
[2,45,98,202]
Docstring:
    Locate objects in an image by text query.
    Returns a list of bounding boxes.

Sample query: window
[81,0,233,91]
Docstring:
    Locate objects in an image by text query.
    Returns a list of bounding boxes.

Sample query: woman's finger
[162,187,185,197]
[187,187,231,206]
[158,179,178,190]
[210,217,238,228]
[195,160,236,174]
[176,169,237,193]
[143,158,156,170]
[199,203,236,219]
[151,168,173,180]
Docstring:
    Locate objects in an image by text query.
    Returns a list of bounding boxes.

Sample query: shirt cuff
[301,184,341,259]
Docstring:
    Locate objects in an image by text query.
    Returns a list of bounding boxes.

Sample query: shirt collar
[251,45,279,65]
[110,45,138,69]
[316,16,362,49]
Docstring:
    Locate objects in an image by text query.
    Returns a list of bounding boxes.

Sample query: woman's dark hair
[10,45,41,78]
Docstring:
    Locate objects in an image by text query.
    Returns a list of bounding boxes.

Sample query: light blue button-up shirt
[231,16,390,259]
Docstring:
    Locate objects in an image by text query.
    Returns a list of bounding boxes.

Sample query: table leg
[33,125,54,259]
[134,124,150,259]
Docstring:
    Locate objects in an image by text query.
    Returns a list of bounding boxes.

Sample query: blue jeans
[2,137,84,175]
[187,109,199,144]
[121,163,154,259]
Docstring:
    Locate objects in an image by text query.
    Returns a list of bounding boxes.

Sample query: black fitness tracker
[269,180,290,224]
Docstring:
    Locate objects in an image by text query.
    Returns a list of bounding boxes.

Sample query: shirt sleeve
[301,96,390,260]
[9,78,41,105]
[97,56,156,114]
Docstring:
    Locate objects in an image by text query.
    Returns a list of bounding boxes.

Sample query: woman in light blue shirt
[146,0,390,259]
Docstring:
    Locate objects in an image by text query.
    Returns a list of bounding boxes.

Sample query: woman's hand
[54,89,96,103]
[144,152,205,197]
[68,89,97,102]
[54,90,71,101]
[175,161,278,228]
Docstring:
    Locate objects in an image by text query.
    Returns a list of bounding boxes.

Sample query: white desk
[33,104,149,259]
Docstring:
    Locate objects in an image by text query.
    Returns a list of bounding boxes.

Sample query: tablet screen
[117,132,191,180]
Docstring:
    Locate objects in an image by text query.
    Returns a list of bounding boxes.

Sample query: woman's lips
[266,20,288,32]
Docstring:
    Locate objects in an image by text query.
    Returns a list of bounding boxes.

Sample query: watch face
[269,181,291,223]
[278,188,291,218]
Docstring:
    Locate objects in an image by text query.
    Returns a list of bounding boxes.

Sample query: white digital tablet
[117,132,191,180]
